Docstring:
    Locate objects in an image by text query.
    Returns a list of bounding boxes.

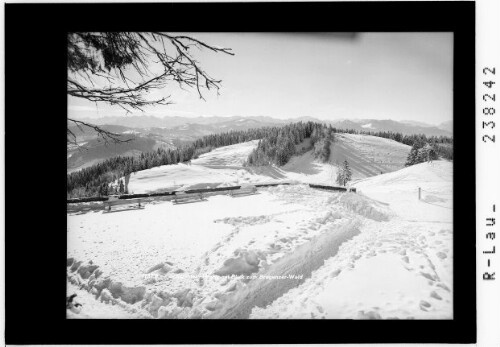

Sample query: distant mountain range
[74,115,453,137]
[68,115,452,173]
[437,120,453,133]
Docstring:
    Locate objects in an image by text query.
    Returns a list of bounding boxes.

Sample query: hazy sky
[69,32,453,125]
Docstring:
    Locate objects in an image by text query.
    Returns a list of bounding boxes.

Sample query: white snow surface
[330,134,411,180]
[68,136,452,320]
[192,140,259,167]
[68,185,369,318]
[127,135,410,194]
[250,161,452,319]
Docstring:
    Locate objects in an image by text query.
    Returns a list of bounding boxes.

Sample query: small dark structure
[229,186,257,197]
[173,192,205,204]
[309,184,355,193]
[104,197,143,211]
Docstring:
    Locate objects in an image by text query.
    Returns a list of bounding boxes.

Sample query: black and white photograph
[66,31,454,320]
[5,1,481,344]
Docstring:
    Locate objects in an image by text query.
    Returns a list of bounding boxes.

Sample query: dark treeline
[362,130,453,161]
[67,128,273,198]
[246,124,453,168]
[246,122,335,166]
[67,121,453,198]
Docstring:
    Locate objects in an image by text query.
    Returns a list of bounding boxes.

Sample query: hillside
[126,134,411,194]
[328,134,410,179]
[250,161,452,319]
[67,116,450,175]
[67,136,171,174]
[67,124,175,173]
[67,161,453,319]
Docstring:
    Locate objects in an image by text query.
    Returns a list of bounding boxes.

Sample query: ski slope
[126,134,411,193]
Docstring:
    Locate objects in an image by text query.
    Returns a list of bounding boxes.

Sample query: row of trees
[67,127,275,198]
[96,178,127,197]
[363,131,453,160]
[246,123,453,169]
[246,122,335,166]
[405,143,439,167]
[67,121,454,198]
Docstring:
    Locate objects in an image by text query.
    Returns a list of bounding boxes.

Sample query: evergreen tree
[416,146,428,163]
[423,143,438,162]
[335,160,352,186]
[98,183,108,197]
[405,143,420,167]
[342,160,352,186]
[336,169,345,187]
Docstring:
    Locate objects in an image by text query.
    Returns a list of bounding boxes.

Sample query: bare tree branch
[67,32,234,147]
[67,118,134,147]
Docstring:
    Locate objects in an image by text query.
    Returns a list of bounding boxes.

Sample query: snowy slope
[191,140,259,167]
[329,134,411,180]
[250,161,453,319]
[68,133,451,320]
[68,185,382,318]
[68,161,452,319]
[126,134,410,193]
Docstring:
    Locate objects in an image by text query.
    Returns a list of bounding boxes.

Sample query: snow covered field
[126,134,410,194]
[330,134,411,180]
[67,135,452,319]
[251,161,453,319]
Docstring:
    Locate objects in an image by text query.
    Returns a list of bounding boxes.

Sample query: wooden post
[418,187,421,200]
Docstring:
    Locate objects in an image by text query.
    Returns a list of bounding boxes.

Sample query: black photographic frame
[5,1,475,344]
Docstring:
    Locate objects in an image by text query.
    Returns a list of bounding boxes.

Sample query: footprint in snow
[366,250,376,258]
[420,271,437,281]
[419,300,432,311]
[430,291,442,300]
[436,283,451,292]
[330,269,342,278]
[351,254,362,261]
